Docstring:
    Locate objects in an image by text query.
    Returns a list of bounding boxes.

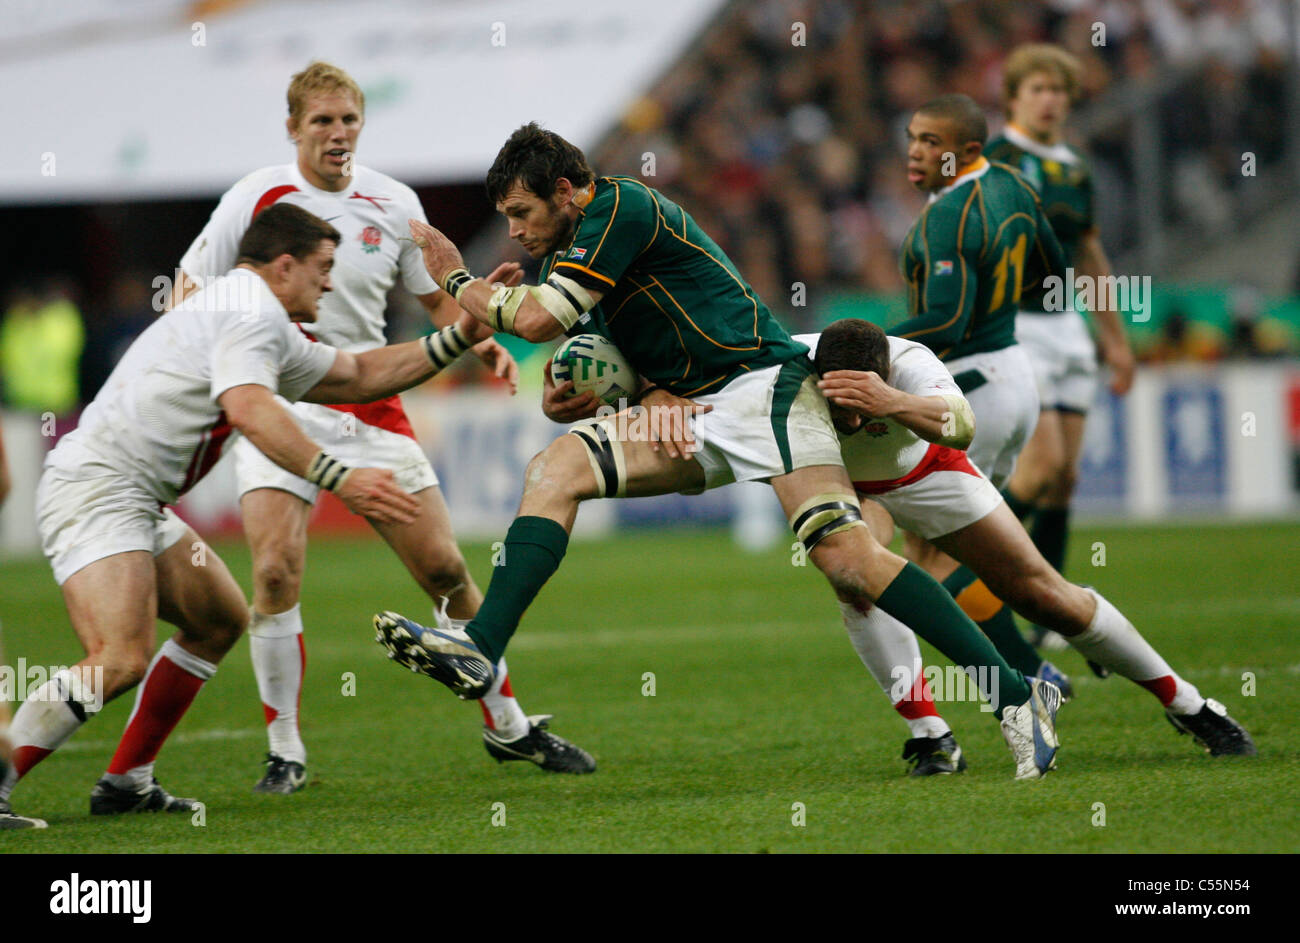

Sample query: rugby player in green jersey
[377,122,1064,780]
[986,44,1136,657]
[885,94,1082,698]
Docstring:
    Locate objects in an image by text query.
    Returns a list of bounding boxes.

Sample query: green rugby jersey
[892,157,1066,361]
[540,176,807,397]
[984,123,1094,271]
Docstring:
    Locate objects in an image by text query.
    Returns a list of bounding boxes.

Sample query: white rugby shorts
[687,358,845,491]
[36,470,191,585]
[944,344,1040,490]
[860,446,1003,540]
[1016,309,1099,415]
[234,398,437,503]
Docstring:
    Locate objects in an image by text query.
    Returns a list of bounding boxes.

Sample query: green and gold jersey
[893,157,1067,362]
[539,176,807,397]
[984,124,1094,270]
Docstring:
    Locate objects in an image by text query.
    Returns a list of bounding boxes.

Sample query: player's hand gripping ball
[549,334,640,407]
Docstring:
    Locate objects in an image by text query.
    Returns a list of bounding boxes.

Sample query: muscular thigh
[155,526,249,641]
[61,551,158,656]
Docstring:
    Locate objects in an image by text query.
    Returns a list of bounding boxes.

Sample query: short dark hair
[916,93,988,147]
[236,203,340,266]
[814,319,891,379]
[486,122,595,205]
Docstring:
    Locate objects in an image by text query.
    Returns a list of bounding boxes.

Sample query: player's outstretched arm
[218,384,419,524]
[408,219,605,343]
[819,370,975,449]
[302,315,489,405]
[415,261,522,393]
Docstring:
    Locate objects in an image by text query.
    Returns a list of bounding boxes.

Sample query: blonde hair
[287,61,364,128]
[1002,44,1081,115]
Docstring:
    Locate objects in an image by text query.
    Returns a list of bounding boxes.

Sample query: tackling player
[0,204,492,828]
[174,62,592,789]
[985,44,1136,653]
[889,94,1079,696]
[810,318,1254,774]
[375,123,1065,781]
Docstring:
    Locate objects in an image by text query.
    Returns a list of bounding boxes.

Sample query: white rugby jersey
[179,163,438,354]
[46,269,337,504]
[799,333,966,487]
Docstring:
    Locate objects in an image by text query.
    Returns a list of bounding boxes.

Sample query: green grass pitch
[1,520,1296,853]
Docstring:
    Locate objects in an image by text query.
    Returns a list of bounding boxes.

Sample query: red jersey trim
[853,442,979,495]
[252,185,300,218]
[324,397,415,439]
[179,411,233,497]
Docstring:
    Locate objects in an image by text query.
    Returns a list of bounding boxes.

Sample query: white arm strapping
[938,393,976,449]
[487,273,595,335]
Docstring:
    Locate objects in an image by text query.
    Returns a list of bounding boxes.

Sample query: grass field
[1,520,1296,853]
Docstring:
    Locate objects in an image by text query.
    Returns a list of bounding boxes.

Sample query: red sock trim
[296,634,307,717]
[106,656,205,775]
[894,675,941,720]
[1137,675,1177,707]
[262,703,279,726]
[13,745,52,779]
[498,673,513,698]
[479,701,495,728]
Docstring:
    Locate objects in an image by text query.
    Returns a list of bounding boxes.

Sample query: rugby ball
[549,334,640,407]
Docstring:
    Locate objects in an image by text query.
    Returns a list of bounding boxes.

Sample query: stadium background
[0,0,1297,856]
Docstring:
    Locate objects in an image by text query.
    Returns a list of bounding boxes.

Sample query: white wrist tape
[306,451,353,492]
[421,324,473,370]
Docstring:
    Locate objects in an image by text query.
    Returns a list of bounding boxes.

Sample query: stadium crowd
[2,0,1296,414]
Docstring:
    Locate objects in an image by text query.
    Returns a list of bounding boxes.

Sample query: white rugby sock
[1069,589,1205,715]
[1,668,101,799]
[249,605,307,764]
[839,601,950,740]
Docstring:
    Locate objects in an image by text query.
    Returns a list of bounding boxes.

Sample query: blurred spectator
[0,279,84,415]
[589,0,1291,350]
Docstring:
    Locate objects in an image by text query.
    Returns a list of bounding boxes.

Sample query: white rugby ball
[549,334,640,407]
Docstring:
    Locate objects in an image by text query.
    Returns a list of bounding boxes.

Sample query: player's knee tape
[790,492,865,552]
[569,420,628,498]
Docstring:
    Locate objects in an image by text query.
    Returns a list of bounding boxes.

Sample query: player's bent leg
[241,488,314,781]
[374,485,594,772]
[930,503,1091,635]
[1,552,158,816]
[91,529,238,813]
[772,465,1055,779]
[375,422,704,697]
[846,501,963,774]
[371,485,482,618]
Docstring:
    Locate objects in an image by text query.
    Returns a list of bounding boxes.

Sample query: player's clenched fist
[336,467,421,525]
[818,369,903,418]
[409,219,464,285]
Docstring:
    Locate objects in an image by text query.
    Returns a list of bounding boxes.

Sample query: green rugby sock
[465,516,569,664]
[1028,507,1070,637]
[941,566,1043,677]
[1001,487,1035,522]
[875,562,1032,715]
[1030,506,1070,573]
